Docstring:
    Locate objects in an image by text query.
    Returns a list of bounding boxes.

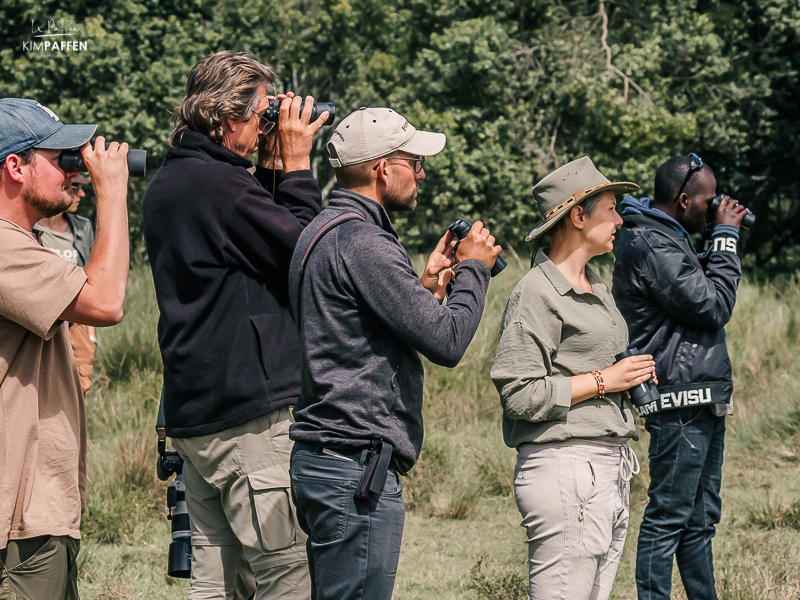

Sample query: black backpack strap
[289,211,366,321]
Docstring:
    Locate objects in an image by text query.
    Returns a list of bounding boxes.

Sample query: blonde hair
[170,51,275,146]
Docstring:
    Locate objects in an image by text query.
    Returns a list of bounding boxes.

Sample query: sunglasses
[673,153,703,203]
[372,156,425,174]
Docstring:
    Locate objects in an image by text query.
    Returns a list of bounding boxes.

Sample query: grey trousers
[514,439,638,600]
[172,407,310,600]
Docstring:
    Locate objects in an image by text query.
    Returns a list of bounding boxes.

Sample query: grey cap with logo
[327,107,446,167]
[0,98,97,163]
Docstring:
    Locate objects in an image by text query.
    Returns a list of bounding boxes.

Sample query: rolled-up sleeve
[490,289,572,423]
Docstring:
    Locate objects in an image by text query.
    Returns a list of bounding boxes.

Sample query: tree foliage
[1,0,798,270]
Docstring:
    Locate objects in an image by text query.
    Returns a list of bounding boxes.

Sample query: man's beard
[23,180,73,218]
[382,180,418,213]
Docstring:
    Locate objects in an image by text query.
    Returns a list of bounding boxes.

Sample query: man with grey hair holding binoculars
[144,51,332,599]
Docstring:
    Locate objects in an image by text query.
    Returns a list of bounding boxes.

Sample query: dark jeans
[636,406,726,600]
[290,443,405,600]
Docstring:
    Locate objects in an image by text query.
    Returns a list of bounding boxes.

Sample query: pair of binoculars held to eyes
[60,142,147,177]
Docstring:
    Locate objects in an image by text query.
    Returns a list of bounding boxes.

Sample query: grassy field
[77,255,800,600]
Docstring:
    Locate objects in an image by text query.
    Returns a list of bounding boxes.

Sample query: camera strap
[634,382,729,416]
[289,211,366,320]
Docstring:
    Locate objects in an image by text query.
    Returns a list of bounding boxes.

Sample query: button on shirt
[491,248,638,448]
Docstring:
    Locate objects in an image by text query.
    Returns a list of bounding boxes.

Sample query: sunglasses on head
[673,153,703,203]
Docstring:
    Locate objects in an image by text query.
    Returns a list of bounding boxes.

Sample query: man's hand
[714,195,750,228]
[81,136,129,201]
[454,220,501,271]
[258,92,294,170]
[421,230,457,301]
[279,94,330,172]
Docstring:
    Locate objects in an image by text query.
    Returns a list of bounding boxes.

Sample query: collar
[167,128,255,170]
[535,247,606,297]
[327,188,398,239]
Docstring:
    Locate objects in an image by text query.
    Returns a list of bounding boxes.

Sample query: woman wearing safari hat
[490,156,657,600]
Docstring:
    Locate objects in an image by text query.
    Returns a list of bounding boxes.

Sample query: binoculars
[60,142,147,177]
[447,217,507,277]
[263,99,336,127]
[708,194,755,229]
[615,348,659,406]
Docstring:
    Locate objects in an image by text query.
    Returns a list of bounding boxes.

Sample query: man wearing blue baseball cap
[0,98,130,599]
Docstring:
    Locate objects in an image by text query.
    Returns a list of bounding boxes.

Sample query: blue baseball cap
[0,98,97,163]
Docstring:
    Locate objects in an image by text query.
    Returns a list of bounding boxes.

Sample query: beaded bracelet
[591,370,605,399]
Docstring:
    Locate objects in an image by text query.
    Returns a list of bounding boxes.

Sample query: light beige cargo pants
[513,439,639,600]
[171,407,310,600]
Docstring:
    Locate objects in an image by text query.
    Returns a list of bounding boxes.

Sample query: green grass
[78,260,800,599]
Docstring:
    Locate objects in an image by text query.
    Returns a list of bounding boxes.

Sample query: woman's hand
[602,355,656,393]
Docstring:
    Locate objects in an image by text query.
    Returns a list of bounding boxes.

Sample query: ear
[569,205,587,230]
[223,115,237,133]
[374,159,389,185]
[677,192,690,211]
[2,154,28,184]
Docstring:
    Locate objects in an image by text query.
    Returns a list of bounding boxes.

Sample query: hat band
[542,182,609,222]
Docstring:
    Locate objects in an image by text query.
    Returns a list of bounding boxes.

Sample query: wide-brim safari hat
[525,156,639,242]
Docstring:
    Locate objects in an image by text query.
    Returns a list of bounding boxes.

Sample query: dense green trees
[1,0,798,269]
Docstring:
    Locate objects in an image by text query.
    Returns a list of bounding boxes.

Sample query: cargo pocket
[247,464,297,552]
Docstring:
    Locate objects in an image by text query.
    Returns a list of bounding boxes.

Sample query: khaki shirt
[0,218,87,548]
[491,248,638,448]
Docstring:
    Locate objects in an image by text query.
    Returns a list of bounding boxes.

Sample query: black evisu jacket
[612,196,742,416]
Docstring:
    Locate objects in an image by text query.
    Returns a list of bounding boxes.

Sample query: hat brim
[34,123,97,151]
[398,130,446,157]
[72,175,90,185]
[525,181,640,242]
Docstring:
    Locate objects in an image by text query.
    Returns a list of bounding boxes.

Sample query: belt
[296,441,395,500]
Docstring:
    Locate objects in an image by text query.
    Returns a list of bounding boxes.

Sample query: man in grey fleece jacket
[288,107,500,600]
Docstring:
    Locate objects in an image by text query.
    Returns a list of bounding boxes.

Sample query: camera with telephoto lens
[447,217,507,277]
[156,422,191,578]
[614,347,659,406]
[262,99,336,126]
[60,142,147,177]
[707,194,755,229]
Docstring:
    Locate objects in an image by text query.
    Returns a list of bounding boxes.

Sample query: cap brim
[72,175,90,184]
[525,180,640,242]
[398,130,446,157]
[34,123,97,151]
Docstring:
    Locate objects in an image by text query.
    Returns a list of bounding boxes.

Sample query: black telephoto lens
[264,99,336,126]
[59,142,147,177]
[446,217,507,277]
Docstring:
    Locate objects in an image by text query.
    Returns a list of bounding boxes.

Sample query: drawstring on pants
[620,444,640,483]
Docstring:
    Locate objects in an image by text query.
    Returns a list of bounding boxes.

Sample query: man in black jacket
[612,155,749,600]
[143,51,329,599]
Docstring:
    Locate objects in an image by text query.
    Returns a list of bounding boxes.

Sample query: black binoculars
[615,348,659,406]
[60,142,147,177]
[447,217,507,277]
[708,194,755,229]
[263,99,336,127]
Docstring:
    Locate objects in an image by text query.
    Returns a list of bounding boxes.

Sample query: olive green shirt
[491,248,638,448]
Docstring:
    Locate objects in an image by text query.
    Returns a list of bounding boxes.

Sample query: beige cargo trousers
[172,407,310,600]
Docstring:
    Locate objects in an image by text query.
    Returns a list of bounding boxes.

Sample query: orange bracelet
[591,371,605,399]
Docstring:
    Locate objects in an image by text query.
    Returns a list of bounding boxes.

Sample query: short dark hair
[170,51,275,146]
[654,155,715,205]
[548,191,605,236]
[333,151,404,190]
